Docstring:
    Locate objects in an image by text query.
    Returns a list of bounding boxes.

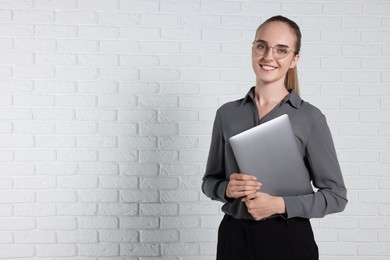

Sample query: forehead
[255,22,296,46]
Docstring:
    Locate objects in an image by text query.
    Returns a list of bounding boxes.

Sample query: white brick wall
[0,0,389,259]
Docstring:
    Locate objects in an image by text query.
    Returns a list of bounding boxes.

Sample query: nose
[263,47,274,60]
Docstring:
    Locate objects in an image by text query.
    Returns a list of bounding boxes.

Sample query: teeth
[261,65,276,70]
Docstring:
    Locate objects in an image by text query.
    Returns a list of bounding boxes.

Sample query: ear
[289,53,300,69]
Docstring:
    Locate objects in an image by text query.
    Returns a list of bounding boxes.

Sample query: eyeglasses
[252,41,297,59]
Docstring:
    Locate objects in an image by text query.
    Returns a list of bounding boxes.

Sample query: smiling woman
[202,15,347,260]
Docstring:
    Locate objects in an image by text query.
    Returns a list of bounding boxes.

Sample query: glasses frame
[252,41,298,60]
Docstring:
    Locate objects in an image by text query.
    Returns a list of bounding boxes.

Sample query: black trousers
[217,214,318,260]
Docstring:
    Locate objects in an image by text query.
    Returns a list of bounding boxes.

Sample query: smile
[260,64,277,71]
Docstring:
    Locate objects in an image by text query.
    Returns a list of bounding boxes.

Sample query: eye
[275,46,289,55]
[256,43,268,50]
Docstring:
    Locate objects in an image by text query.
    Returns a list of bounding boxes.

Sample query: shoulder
[216,98,245,117]
[298,98,325,124]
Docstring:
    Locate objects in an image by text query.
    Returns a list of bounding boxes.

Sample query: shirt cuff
[283,196,302,219]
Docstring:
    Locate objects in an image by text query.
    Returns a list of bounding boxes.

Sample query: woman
[202,15,347,260]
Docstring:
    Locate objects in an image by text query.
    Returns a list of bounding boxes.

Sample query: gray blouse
[202,87,348,220]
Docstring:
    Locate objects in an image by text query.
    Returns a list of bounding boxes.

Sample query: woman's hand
[242,192,286,221]
[226,173,261,199]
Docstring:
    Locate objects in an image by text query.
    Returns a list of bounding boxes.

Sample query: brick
[140,230,179,242]
[56,67,98,80]
[36,136,75,148]
[37,244,76,257]
[325,3,362,14]
[76,108,116,121]
[79,190,118,203]
[78,80,117,93]
[34,108,74,120]
[57,230,98,243]
[78,0,118,10]
[0,177,12,189]
[37,190,77,203]
[359,244,390,256]
[57,122,97,134]
[100,230,138,242]
[88,166,125,184]
[57,203,97,216]
[0,24,33,37]
[0,245,35,258]
[120,27,160,40]
[98,122,137,135]
[120,216,159,229]
[34,80,75,93]
[120,0,159,13]
[139,150,178,163]
[13,122,55,134]
[140,41,180,54]
[100,176,138,189]
[181,229,216,242]
[14,230,56,243]
[56,11,98,24]
[364,3,390,15]
[34,0,77,9]
[139,177,178,190]
[15,149,56,162]
[13,176,56,189]
[98,94,137,107]
[0,52,34,65]
[118,136,157,149]
[57,39,99,52]
[139,204,178,216]
[202,28,241,41]
[99,149,138,162]
[181,41,220,54]
[120,82,159,94]
[319,242,357,256]
[160,190,199,202]
[161,242,199,256]
[120,190,159,203]
[240,3,280,14]
[35,25,77,37]
[121,243,160,256]
[79,244,119,257]
[343,17,380,29]
[77,136,116,148]
[58,176,98,189]
[37,53,77,66]
[98,203,138,216]
[158,109,199,122]
[37,217,77,230]
[79,216,118,229]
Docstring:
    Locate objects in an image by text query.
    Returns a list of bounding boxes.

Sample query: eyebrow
[254,39,290,48]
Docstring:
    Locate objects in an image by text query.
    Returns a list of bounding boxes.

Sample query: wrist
[275,196,286,215]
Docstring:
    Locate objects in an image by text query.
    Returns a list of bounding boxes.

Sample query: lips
[260,64,277,71]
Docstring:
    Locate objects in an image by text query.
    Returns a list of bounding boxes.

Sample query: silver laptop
[229,114,313,196]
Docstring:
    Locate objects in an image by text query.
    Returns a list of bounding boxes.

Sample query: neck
[254,82,289,105]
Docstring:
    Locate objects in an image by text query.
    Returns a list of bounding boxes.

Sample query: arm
[202,111,260,203]
[202,110,230,203]
[283,115,348,219]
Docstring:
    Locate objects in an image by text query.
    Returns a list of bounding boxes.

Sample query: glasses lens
[274,46,290,59]
[254,43,267,56]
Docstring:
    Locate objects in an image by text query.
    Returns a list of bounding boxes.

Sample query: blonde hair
[255,16,301,95]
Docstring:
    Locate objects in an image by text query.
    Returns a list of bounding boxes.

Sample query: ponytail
[285,66,299,95]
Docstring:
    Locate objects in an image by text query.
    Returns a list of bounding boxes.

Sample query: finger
[231,173,257,181]
[242,191,258,202]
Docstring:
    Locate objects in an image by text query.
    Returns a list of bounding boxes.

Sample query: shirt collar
[241,86,302,109]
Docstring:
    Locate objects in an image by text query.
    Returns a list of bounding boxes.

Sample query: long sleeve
[283,115,348,218]
[202,110,230,203]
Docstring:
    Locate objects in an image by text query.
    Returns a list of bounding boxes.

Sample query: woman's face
[251,21,300,86]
